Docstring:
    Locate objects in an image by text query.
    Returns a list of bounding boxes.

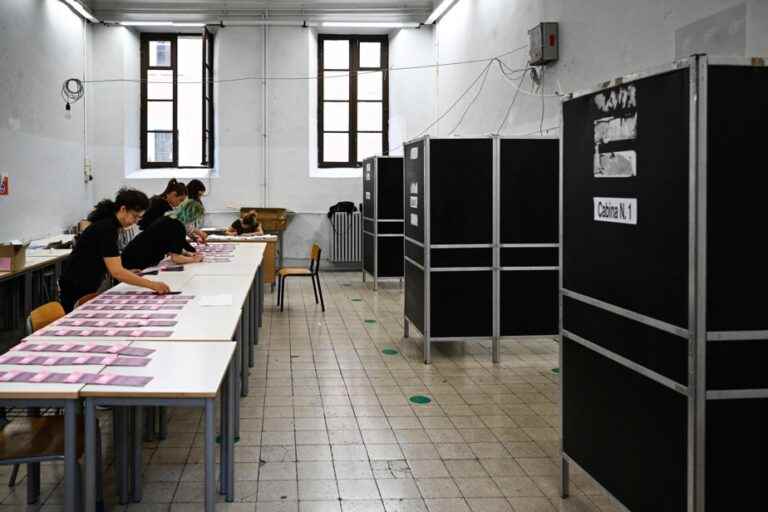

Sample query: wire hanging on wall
[61,78,84,118]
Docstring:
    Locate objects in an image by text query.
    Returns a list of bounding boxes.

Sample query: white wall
[0,0,91,242]
[432,0,768,138]
[87,24,436,262]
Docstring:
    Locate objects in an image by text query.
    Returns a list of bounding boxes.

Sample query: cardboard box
[0,242,28,272]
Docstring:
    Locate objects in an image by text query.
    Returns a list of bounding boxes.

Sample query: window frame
[318,34,389,169]
[140,32,214,169]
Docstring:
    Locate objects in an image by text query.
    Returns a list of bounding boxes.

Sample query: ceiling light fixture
[425,0,461,25]
[60,0,99,23]
[320,22,421,29]
[119,21,206,27]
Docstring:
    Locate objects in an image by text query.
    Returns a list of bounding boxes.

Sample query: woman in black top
[138,179,187,231]
[58,188,171,312]
[122,217,203,270]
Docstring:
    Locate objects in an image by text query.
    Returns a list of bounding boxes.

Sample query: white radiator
[329,212,362,264]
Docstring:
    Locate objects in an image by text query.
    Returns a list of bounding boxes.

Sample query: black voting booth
[403,136,559,364]
[560,56,768,512]
[362,156,404,290]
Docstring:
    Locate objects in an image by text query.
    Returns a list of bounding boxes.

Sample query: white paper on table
[199,294,233,306]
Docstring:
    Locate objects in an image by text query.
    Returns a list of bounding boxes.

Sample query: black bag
[327,201,358,234]
[327,201,357,219]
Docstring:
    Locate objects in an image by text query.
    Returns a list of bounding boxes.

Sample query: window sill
[126,168,217,180]
[310,167,362,179]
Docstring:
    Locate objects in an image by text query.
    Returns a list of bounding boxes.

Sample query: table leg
[240,320,249,397]
[219,368,228,495]
[118,408,129,505]
[246,295,254,368]
[259,266,264,326]
[132,406,143,502]
[252,276,259,346]
[158,406,167,441]
[84,399,97,512]
[23,272,32,318]
[226,357,235,500]
[64,400,77,512]
[234,334,241,438]
[204,399,215,512]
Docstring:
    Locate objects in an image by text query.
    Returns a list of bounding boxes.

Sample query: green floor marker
[551,368,560,374]
[216,435,240,444]
[382,348,399,355]
[351,298,362,302]
[364,319,377,324]
[409,395,431,405]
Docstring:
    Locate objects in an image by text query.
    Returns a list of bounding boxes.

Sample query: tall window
[318,34,389,168]
[141,30,214,169]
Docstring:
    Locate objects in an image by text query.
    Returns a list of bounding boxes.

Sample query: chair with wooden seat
[277,243,325,312]
[74,292,100,309]
[0,415,103,506]
[24,301,65,335]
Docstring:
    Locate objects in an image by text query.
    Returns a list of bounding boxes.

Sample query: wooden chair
[25,302,65,334]
[277,243,325,312]
[73,292,100,309]
[1,302,104,506]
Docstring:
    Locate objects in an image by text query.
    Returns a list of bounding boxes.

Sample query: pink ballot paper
[12,343,156,357]
[0,353,150,367]
[0,371,152,387]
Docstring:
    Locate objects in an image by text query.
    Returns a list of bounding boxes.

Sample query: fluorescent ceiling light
[321,22,421,28]
[425,0,461,24]
[60,0,99,23]
[119,21,206,27]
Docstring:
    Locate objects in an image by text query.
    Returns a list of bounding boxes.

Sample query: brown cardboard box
[0,242,28,272]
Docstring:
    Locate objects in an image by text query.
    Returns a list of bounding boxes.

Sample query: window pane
[358,71,383,100]
[147,69,172,100]
[324,102,349,131]
[323,39,349,69]
[323,72,349,100]
[147,101,173,130]
[178,37,203,166]
[357,132,382,162]
[358,102,383,131]
[149,41,171,67]
[324,133,349,162]
[147,132,173,162]
[360,42,381,68]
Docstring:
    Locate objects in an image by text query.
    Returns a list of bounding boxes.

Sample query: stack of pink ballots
[78,292,194,312]
[0,343,156,387]
[193,244,236,262]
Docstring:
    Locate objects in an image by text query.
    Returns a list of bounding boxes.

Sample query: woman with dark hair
[226,210,264,236]
[59,188,171,312]
[181,179,208,242]
[122,217,203,270]
[138,178,187,231]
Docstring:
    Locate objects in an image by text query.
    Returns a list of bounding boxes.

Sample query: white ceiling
[87,0,435,22]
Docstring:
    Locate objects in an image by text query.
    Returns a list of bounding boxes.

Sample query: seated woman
[226,211,264,236]
[121,216,203,271]
[59,188,170,312]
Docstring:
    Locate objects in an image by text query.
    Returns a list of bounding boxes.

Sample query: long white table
[82,341,237,512]
[2,242,266,511]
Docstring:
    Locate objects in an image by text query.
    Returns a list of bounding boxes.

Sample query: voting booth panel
[560,56,768,512]
[362,156,404,289]
[403,136,559,364]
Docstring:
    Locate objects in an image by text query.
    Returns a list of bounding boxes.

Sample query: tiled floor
[0,273,618,511]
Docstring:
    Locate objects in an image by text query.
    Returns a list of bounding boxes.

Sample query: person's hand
[192,253,204,263]
[150,281,171,295]
[198,230,208,242]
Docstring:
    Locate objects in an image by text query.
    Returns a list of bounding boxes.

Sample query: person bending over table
[58,188,171,312]
[184,179,208,243]
[138,178,187,231]
[226,210,264,236]
[121,216,203,270]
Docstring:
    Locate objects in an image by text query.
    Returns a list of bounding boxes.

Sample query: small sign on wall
[410,196,418,208]
[410,182,418,195]
[410,147,419,160]
[410,213,419,227]
[593,197,637,225]
[365,191,371,200]
[0,174,8,196]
